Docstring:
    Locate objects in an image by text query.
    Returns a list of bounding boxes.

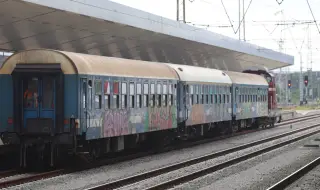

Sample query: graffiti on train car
[104,109,130,137]
[186,104,232,126]
[148,107,177,131]
[188,104,205,125]
[86,106,177,138]
[236,102,268,119]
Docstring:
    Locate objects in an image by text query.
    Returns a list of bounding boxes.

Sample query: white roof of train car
[0,49,179,80]
[166,63,232,85]
[224,71,268,86]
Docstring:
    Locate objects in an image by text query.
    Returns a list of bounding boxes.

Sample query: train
[0,49,280,167]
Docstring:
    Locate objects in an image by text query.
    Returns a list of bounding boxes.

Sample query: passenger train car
[0,49,278,167]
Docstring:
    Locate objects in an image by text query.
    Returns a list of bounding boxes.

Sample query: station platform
[0,0,294,71]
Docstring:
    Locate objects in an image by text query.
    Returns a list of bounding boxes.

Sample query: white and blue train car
[225,71,269,130]
[166,64,233,137]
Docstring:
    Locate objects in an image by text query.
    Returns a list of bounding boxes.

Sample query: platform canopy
[0,0,294,72]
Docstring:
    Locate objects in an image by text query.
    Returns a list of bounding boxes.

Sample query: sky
[110,0,320,72]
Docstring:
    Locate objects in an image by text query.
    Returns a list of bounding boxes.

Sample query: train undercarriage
[12,115,279,169]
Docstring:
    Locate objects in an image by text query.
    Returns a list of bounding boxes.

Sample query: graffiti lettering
[149,107,175,131]
[104,110,129,137]
[188,105,205,125]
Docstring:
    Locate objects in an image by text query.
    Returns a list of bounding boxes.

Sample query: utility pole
[300,52,304,105]
[238,0,241,40]
[176,0,186,23]
[306,24,313,103]
[243,0,246,41]
[176,0,179,21]
[182,0,186,23]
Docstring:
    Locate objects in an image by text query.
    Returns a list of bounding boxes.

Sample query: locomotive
[0,49,279,167]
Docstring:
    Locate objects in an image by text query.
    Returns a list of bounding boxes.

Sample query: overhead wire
[305,0,320,34]
[220,0,253,34]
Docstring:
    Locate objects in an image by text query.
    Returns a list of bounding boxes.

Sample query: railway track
[0,169,21,179]
[87,122,320,190]
[0,114,319,189]
[0,169,66,189]
[267,156,320,190]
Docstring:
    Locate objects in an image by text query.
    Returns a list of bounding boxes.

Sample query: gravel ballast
[6,118,320,190]
[172,134,320,190]
[285,161,320,190]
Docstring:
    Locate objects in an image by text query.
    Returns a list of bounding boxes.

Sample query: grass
[282,105,320,111]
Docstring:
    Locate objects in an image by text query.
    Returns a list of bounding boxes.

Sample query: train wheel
[231,124,239,133]
[89,146,101,159]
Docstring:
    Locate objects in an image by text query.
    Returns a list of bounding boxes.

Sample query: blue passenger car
[0,49,179,167]
[166,64,233,137]
[225,71,269,129]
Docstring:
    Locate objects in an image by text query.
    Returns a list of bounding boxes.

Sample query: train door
[22,76,56,134]
[80,78,87,131]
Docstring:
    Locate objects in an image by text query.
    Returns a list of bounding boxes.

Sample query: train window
[104,81,111,109]
[150,83,155,107]
[157,83,162,107]
[42,77,54,109]
[218,94,221,104]
[113,81,120,109]
[157,83,161,93]
[168,84,173,94]
[151,83,155,94]
[121,82,127,109]
[201,94,204,104]
[163,83,167,107]
[144,83,149,94]
[94,80,102,109]
[129,82,135,108]
[223,94,226,104]
[157,95,162,107]
[105,95,110,109]
[82,80,87,109]
[88,80,93,110]
[205,94,209,104]
[185,84,189,93]
[143,83,149,107]
[190,85,194,94]
[214,94,217,104]
[137,83,142,108]
[210,94,213,104]
[162,84,168,107]
[190,94,194,105]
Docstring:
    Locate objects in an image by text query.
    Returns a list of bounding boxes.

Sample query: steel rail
[87,122,320,190]
[267,156,320,190]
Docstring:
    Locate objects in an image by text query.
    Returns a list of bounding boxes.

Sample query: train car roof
[166,63,232,85]
[224,71,268,86]
[0,49,179,80]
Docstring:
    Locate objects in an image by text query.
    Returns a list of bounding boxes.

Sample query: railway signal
[288,80,291,88]
[304,76,308,87]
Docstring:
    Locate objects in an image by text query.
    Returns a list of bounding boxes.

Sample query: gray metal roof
[0,0,294,72]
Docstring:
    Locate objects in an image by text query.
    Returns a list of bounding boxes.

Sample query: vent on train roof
[178,68,183,71]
